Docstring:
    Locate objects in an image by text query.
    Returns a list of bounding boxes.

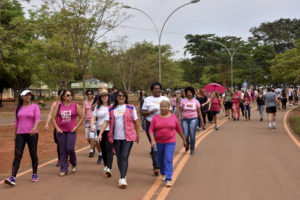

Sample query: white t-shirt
[142,96,172,122]
[104,105,138,140]
[93,105,109,131]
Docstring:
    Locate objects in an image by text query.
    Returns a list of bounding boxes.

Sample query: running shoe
[5,176,16,186]
[214,126,219,130]
[260,118,263,121]
[88,151,94,158]
[97,155,103,165]
[105,168,112,177]
[154,168,159,176]
[56,160,60,167]
[72,166,76,173]
[161,175,166,181]
[102,166,108,174]
[165,180,172,187]
[190,151,195,156]
[59,172,67,177]
[32,174,39,182]
[118,178,127,189]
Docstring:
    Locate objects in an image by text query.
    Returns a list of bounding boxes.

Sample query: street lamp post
[123,0,200,83]
[208,40,244,90]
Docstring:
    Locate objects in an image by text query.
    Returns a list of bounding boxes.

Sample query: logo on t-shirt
[184,103,196,110]
[61,110,72,122]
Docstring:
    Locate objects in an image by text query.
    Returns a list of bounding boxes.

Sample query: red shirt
[149,113,182,144]
[232,93,241,105]
[211,97,221,111]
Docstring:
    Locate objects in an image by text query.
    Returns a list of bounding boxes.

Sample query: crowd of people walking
[4,83,299,189]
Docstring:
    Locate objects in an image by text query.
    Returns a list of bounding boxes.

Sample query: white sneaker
[161,175,166,181]
[71,166,76,173]
[102,166,108,174]
[105,168,112,177]
[118,178,127,188]
[165,180,172,187]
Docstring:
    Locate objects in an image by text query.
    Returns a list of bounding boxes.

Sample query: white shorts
[85,120,97,140]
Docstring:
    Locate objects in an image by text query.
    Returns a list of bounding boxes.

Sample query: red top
[149,113,182,144]
[211,97,221,111]
[232,93,241,105]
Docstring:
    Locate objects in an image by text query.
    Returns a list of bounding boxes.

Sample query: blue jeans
[258,105,264,119]
[145,120,159,169]
[141,114,146,131]
[182,117,198,151]
[244,105,251,119]
[157,143,176,181]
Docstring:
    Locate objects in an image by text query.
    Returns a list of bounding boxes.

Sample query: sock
[90,149,93,153]
[273,121,276,127]
[268,123,272,128]
[99,152,102,156]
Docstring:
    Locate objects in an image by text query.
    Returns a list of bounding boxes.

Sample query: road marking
[283,107,300,149]
[155,119,228,200]
[1,145,90,184]
[142,118,228,200]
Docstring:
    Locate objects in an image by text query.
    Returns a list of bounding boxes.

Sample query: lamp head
[191,0,200,3]
[123,5,131,9]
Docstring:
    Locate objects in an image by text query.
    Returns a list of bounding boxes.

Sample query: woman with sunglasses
[52,90,84,176]
[83,90,96,158]
[90,89,112,176]
[5,90,40,186]
[98,89,140,188]
[45,89,65,167]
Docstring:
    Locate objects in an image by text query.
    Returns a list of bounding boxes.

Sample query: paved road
[1,106,300,200]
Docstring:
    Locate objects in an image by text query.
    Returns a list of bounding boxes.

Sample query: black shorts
[212,111,220,116]
[225,101,233,109]
[295,96,298,101]
[289,96,293,101]
[266,106,277,113]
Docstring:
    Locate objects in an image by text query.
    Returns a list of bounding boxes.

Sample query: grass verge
[289,107,300,137]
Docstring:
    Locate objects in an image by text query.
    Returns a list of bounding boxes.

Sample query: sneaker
[102,166,108,174]
[165,180,172,187]
[59,172,67,177]
[154,168,159,176]
[161,175,166,181]
[105,168,112,177]
[32,174,39,182]
[72,166,76,173]
[260,118,263,121]
[202,127,206,130]
[97,155,103,165]
[237,118,240,121]
[214,126,219,130]
[118,178,127,189]
[88,151,94,158]
[190,151,195,156]
[5,176,16,186]
[233,118,236,121]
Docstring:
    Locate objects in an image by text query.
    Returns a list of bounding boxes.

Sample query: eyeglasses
[117,95,126,98]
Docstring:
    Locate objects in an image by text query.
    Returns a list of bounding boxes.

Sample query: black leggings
[99,131,113,169]
[200,109,207,126]
[12,134,38,177]
[53,129,60,160]
[281,97,287,110]
[113,140,133,179]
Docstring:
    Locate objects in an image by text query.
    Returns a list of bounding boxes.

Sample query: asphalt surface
[1,106,300,200]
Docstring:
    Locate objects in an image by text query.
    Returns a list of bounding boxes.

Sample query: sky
[21,0,300,59]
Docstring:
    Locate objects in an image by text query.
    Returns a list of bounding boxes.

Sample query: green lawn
[290,107,300,137]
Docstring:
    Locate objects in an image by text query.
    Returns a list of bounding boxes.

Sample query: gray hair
[99,82,108,89]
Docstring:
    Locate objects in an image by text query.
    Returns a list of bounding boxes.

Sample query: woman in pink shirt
[211,91,225,130]
[5,90,40,186]
[232,89,241,120]
[178,87,204,155]
[243,92,251,120]
[149,100,187,187]
[52,90,84,176]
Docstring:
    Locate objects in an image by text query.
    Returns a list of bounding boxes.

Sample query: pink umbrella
[204,83,225,94]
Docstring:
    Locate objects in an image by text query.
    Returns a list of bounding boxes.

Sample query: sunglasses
[117,94,126,98]
[66,94,72,97]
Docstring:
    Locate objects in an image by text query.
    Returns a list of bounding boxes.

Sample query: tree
[270,39,300,85]
[249,18,300,53]
[39,0,127,97]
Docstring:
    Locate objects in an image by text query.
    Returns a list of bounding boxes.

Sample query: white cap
[20,90,32,96]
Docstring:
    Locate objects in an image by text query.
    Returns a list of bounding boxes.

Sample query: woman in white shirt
[91,89,112,176]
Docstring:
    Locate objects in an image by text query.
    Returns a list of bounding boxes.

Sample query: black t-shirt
[196,96,208,111]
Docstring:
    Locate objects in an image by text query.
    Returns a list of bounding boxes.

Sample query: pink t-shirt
[84,100,93,120]
[16,104,40,134]
[211,97,221,111]
[57,102,78,132]
[149,113,182,144]
[243,97,251,106]
[180,98,200,119]
[232,93,241,105]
